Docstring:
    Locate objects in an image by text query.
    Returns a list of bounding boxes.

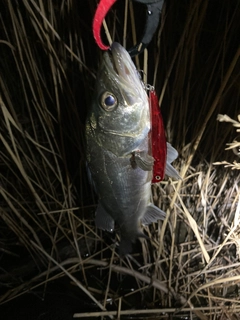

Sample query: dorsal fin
[166,143,181,179]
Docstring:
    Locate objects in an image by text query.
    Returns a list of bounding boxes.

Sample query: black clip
[128,0,164,56]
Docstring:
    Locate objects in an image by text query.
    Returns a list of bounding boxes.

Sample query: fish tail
[119,232,148,256]
[119,238,133,256]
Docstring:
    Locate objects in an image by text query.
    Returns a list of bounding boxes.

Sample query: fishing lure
[149,89,167,183]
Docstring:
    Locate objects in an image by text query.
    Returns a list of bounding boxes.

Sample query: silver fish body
[86,43,166,254]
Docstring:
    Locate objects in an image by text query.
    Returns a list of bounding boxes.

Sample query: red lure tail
[92,0,117,50]
[149,90,167,183]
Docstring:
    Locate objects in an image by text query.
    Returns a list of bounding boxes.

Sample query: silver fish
[86,42,178,254]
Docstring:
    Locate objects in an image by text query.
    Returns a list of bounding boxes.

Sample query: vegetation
[0,0,240,319]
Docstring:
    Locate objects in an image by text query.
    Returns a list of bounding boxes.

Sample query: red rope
[92,0,117,50]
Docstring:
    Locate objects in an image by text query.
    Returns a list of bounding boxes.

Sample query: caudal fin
[119,232,147,256]
[118,238,133,255]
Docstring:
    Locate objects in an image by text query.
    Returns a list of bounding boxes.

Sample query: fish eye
[100,91,117,111]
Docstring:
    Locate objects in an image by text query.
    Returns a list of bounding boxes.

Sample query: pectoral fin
[132,151,154,171]
[95,203,114,232]
[141,203,166,225]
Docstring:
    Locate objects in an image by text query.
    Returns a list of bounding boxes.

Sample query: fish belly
[86,134,151,241]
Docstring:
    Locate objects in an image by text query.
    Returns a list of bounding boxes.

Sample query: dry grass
[0,0,240,319]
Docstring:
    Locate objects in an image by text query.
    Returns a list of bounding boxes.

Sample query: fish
[85,42,179,254]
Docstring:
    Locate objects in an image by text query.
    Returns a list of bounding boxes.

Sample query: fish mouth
[103,42,142,89]
[109,43,133,78]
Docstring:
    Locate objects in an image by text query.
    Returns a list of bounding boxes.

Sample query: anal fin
[95,203,114,232]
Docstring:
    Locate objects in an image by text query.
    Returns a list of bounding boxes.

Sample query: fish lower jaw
[100,130,145,138]
[97,122,150,142]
